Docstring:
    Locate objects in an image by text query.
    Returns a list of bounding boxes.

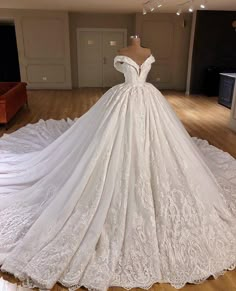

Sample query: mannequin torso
[118,36,151,66]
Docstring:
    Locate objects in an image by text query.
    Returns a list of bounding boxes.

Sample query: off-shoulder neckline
[114,54,154,68]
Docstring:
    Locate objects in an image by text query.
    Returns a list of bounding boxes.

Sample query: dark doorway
[0,22,21,82]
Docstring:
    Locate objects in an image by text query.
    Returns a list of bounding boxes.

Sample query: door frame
[76,28,127,87]
[0,19,22,81]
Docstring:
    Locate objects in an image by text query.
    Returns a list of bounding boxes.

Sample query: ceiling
[0,0,236,13]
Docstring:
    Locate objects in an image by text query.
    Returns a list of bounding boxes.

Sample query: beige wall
[0,9,72,89]
[136,13,192,90]
[69,13,135,88]
[0,10,191,91]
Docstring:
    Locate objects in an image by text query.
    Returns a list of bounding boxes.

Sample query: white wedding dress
[0,55,236,291]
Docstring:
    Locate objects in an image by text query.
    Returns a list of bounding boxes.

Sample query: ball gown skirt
[0,55,236,291]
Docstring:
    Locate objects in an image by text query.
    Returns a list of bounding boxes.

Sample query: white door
[77,29,126,87]
[77,31,103,87]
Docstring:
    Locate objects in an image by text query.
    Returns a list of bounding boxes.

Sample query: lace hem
[65,262,236,290]
[1,262,236,291]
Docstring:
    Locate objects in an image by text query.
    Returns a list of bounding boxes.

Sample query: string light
[142,0,208,15]
[143,0,164,14]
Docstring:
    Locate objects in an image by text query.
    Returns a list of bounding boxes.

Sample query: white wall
[0,9,72,89]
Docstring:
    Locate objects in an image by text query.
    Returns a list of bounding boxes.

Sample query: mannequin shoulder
[143,48,152,57]
[117,47,129,55]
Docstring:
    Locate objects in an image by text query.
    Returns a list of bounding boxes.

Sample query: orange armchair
[0,82,28,124]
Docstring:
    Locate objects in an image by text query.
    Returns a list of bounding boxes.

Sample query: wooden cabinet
[219,74,235,108]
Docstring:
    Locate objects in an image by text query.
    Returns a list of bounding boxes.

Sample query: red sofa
[0,82,28,124]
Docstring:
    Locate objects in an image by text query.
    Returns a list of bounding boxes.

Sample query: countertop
[220,73,236,78]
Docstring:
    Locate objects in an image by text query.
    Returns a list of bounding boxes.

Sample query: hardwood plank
[1,89,235,157]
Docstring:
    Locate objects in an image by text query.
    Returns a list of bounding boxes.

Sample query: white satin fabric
[0,55,236,291]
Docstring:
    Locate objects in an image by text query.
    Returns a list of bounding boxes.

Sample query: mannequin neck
[130,37,141,47]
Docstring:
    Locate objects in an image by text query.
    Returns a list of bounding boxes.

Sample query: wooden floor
[0,88,236,291]
[1,88,236,157]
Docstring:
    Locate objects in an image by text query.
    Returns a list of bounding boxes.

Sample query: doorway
[0,22,21,82]
[77,28,127,87]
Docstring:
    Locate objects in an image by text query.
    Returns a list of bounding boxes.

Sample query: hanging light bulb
[143,6,147,14]
[188,0,194,12]
[145,1,155,12]
[200,0,206,8]
[176,8,182,16]
[157,1,162,8]
[188,5,194,12]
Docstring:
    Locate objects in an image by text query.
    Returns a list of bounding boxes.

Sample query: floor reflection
[0,278,30,291]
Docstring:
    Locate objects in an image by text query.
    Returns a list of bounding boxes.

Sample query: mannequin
[118,35,151,66]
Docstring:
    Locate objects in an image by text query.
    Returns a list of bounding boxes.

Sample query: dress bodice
[114,55,155,84]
